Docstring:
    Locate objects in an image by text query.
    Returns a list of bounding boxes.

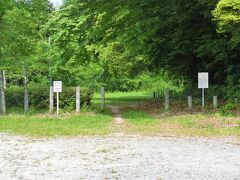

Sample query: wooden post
[0,70,6,115]
[101,87,105,110]
[24,87,29,112]
[235,98,238,105]
[23,69,29,112]
[188,96,192,109]
[76,86,80,113]
[213,96,217,108]
[49,86,54,113]
[164,89,169,110]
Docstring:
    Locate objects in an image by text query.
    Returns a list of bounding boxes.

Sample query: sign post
[198,73,209,108]
[53,81,62,115]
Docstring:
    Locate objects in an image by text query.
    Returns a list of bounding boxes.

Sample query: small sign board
[198,72,209,89]
[53,81,62,92]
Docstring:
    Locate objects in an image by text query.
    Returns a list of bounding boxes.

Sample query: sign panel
[198,72,209,89]
[53,81,62,92]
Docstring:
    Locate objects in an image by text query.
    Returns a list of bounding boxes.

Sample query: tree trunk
[23,69,29,112]
[0,70,6,115]
[3,70,6,90]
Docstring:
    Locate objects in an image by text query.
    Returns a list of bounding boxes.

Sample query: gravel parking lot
[0,133,240,180]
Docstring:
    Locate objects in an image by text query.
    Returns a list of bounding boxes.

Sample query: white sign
[53,81,62,92]
[198,73,209,89]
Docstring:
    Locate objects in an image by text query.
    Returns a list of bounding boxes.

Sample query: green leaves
[213,0,240,46]
[1,0,239,97]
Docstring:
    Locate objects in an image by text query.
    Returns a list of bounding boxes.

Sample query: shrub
[219,103,236,116]
[5,86,93,110]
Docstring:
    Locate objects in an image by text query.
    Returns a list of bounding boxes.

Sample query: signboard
[198,73,209,89]
[53,81,62,93]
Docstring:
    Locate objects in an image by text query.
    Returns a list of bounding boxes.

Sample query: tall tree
[1,6,42,111]
[0,0,14,114]
[212,0,240,97]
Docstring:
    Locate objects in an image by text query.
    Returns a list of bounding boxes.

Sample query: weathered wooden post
[76,86,80,113]
[235,98,238,105]
[188,96,192,109]
[23,72,29,112]
[101,87,105,110]
[213,96,217,108]
[49,86,54,113]
[0,70,6,115]
[164,89,169,110]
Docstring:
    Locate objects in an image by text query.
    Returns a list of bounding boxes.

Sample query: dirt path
[108,105,125,125]
[0,133,240,180]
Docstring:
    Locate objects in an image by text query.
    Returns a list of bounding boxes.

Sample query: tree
[212,0,240,97]
[1,7,39,111]
[0,0,52,112]
[213,0,240,46]
[0,0,14,114]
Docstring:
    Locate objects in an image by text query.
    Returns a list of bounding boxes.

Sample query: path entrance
[108,105,125,125]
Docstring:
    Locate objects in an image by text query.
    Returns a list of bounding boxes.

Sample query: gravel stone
[0,133,240,180]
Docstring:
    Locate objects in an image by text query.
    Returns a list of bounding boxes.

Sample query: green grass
[122,109,240,137]
[122,110,157,125]
[2,91,240,138]
[7,107,48,115]
[92,91,153,105]
[0,113,114,137]
[122,110,160,134]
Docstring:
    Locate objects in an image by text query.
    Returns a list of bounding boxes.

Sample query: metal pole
[202,88,204,108]
[57,92,59,115]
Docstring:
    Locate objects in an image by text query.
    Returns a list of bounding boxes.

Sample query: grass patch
[0,113,114,137]
[122,110,157,125]
[93,91,152,105]
[122,110,159,134]
[122,109,240,137]
[7,107,48,115]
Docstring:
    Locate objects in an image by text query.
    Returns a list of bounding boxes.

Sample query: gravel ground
[0,133,240,180]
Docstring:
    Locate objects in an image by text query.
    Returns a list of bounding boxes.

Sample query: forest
[1,1,240,178]
[0,0,239,114]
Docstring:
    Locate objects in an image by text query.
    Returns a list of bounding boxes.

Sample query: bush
[219,103,236,116]
[5,86,93,110]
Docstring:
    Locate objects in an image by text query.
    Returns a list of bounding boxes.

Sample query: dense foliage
[46,0,240,96]
[6,86,93,109]
[0,0,240,113]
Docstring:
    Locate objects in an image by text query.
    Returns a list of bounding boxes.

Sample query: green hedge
[5,86,93,110]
